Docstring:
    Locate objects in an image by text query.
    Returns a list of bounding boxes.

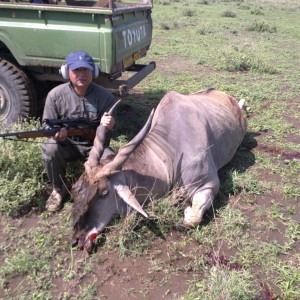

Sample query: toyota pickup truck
[0,0,155,125]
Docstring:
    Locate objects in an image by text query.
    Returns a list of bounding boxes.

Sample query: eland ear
[115,185,148,218]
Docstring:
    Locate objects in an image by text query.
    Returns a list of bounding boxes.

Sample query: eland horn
[85,99,121,173]
[115,184,148,218]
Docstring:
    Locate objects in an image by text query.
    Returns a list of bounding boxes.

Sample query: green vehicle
[0,0,155,125]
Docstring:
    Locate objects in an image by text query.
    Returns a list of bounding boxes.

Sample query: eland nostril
[70,238,78,247]
[84,238,93,254]
[78,235,86,249]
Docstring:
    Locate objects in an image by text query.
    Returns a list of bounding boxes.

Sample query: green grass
[182,266,256,300]
[1,0,300,298]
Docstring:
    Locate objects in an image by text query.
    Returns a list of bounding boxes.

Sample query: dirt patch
[51,232,197,299]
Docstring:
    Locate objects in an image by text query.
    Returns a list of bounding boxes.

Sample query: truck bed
[0,0,153,74]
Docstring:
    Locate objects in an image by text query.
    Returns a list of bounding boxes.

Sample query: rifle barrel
[0,128,96,140]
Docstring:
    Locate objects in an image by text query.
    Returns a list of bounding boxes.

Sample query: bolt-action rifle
[0,118,98,141]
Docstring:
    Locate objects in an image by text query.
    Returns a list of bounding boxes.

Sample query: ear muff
[59,64,69,80]
[59,63,100,80]
[93,65,99,78]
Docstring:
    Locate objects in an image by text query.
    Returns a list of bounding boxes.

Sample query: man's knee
[41,139,61,159]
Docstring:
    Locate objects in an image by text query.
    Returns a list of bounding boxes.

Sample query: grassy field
[0,0,299,299]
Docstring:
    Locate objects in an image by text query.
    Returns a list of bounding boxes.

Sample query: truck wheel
[0,58,36,126]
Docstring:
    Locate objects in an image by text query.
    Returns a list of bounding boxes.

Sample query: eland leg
[183,188,217,227]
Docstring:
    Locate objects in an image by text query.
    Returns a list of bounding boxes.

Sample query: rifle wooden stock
[0,102,121,141]
[0,127,97,141]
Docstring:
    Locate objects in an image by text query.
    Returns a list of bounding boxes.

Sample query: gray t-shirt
[42,82,116,128]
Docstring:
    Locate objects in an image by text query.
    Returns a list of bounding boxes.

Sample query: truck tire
[0,58,36,126]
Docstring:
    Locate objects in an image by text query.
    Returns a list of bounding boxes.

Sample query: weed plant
[247,20,277,33]
[221,10,237,17]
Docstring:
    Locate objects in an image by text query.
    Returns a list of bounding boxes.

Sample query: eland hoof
[183,206,201,228]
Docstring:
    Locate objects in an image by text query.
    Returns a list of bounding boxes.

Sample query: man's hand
[54,127,67,141]
[101,112,115,131]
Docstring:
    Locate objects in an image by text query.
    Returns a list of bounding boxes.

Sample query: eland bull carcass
[71,88,247,253]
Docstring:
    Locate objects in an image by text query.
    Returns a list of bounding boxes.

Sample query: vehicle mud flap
[119,61,156,96]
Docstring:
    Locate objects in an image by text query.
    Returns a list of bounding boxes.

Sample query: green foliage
[157,0,171,5]
[103,194,183,257]
[196,24,212,35]
[247,20,277,33]
[221,10,237,17]
[275,263,300,300]
[160,22,171,30]
[219,46,278,73]
[282,183,300,201]
[198,0,209,4]
[183,9,195,17]
[1,249,48,277]
[0,121,46,216]
[250,8,264,15]
[230,170,267,195]
[182,266,256,300]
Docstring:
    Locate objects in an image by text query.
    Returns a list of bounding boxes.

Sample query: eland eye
[101,190,109,197]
